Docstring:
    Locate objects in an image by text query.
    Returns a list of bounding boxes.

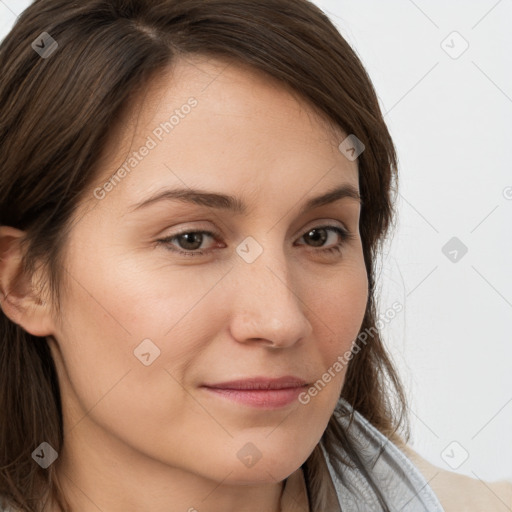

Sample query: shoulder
[396,440,512,512]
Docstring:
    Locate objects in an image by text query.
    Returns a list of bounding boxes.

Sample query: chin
[221,463,299,486]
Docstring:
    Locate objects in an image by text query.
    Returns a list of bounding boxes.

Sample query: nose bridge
[228,236,313,347]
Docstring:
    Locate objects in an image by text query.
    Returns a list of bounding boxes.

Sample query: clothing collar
[281,398,446,512]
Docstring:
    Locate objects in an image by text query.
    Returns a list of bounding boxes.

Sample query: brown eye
[303,227,329,247]
[296,225,354,254]
[157,230,218,257]
[156,225,355,258]
[175,232,207,251]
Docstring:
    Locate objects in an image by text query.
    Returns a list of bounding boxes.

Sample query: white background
[1,0,511,483]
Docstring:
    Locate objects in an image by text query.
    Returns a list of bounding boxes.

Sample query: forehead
[123,54,346,146]
[84,54,358,215]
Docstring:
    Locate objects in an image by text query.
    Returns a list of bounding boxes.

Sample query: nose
[228,246,313,349]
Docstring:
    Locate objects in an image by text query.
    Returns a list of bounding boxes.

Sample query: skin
[0,55,368,512]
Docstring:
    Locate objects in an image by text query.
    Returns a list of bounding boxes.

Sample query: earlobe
[0,225,54,337]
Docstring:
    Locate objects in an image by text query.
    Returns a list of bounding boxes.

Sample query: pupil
[306,228,326,247]
[180,233,202,250]
[177,229,328,251]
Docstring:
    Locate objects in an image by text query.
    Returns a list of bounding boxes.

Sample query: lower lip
[201,386,306,408]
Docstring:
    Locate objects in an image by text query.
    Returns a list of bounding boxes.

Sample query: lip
[200,376,309,409]
[202,376,308,390]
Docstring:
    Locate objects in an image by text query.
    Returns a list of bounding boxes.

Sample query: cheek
[52,261,213,466]
[52,240,225,418]
[313,263,369,361]
[290,261,368,415]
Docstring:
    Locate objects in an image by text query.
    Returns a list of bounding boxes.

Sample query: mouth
[200,376,309,409]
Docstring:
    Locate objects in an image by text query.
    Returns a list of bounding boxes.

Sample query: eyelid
[156,220,355,257]
[158,219,347,242]
[301,218,349,234]
[160,218,350,238]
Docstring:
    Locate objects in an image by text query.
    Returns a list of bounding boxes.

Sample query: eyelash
[156,225,356,258]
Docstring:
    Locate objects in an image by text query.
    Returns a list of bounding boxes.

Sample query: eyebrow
[128,183,362,215]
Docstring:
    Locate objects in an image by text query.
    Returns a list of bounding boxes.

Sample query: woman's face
[45,55,368,501]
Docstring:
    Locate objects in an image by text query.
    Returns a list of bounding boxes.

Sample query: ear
[0,226,55,337]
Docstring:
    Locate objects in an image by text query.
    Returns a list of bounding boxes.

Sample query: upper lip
[202,376,308,390]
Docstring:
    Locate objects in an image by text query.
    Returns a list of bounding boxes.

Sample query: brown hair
[0,1,409,510]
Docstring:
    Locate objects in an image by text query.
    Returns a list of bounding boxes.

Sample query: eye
[295,225,356,255]
[156,224,356,258]
[156,229,220,257]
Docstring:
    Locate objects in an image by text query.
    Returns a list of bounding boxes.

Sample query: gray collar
[318,398,445,511]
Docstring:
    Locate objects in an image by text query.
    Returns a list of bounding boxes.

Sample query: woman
[0,1,510,511]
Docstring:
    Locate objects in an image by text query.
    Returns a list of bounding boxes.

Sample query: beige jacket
[400,442,512,512]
